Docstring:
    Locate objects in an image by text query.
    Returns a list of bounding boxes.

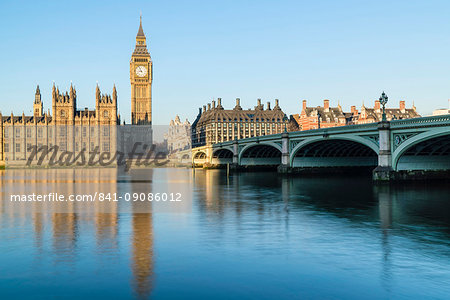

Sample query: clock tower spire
[130,15,152,125]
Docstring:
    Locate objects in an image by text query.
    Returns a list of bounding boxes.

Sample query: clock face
[135,66,147,77]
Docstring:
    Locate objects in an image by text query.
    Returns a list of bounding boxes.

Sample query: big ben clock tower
[130,16,152,125]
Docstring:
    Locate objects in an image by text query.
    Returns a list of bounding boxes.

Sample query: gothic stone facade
[192,98,288,148]
[130,16,153,125]
[0,18,153,165]
[0,84,119,164]
[165,115,191,154]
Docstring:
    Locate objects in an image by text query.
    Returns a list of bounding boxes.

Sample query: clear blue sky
[1,0,449,124]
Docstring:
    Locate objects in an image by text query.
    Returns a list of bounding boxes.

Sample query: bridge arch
[193,151,208,165]
[211,148,233,165]
[290,137,378,168]
[239,143,282,166]
[393,128,450,171]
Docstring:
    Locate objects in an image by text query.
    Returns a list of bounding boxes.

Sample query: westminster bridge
[191,115,450,180]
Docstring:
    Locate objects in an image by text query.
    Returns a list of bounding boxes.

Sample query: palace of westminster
[0,18,422,164]
[0,18,153,164]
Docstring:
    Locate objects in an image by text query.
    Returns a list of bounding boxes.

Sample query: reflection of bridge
[192,115,450,180]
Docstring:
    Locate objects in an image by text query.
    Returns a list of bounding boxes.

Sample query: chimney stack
[256,98,263,110]
[203,105,206,113]
[351,105,358,115]
[212,100,216,109]
[302,100,307,110]
[324,99,330,111]
[399,100,405,113]
[266,101,271,110]
[207,103,211,111]
[234,98,242,110]
[374,100,381,111]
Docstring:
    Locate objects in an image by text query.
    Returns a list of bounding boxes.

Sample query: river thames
[0,168,449,299]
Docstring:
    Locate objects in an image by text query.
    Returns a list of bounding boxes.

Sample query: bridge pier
[232,139,239,169]
[373,121,394,181]
[278,132,292,173]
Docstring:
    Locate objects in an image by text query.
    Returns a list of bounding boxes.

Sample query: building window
[59,127,66,137]
[38,128,43,138]
[15,128,21,138]
[75,142,79,152]
[4,128,9,138]
[91,127,95,136]
[103,110,109,118]
[60,142,66,151]
[16,143,21,153]
[102,127,109,137]
[27,143,32,152]
[83,127,87,138]
[26,128,32,138]
[4,144,9,153]
[103,142,110,152]
[48,128,52,139]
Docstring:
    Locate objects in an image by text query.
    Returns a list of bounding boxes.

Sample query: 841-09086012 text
[10,192,182,202]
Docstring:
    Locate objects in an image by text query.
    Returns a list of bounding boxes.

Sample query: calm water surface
[0,168,449,299]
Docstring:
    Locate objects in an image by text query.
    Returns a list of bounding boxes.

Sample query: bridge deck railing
[389,114,450,129]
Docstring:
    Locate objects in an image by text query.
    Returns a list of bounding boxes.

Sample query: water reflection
[376,184,394,293]
[130,170,154,299]
[0,168,155,299]
[0,168,449,299]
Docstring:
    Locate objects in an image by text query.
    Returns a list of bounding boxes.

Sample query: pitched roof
[361,107,420,121]
[195,104,286,126]
[303,106,345,123]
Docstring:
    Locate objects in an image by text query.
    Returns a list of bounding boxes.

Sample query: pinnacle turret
[137,15,145,38]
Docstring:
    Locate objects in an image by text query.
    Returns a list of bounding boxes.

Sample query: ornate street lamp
[379,91,388,122]
[283,114,288,132]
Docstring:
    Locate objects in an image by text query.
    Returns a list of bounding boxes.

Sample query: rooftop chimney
[203,105,206,113]
[275,99,280,109]
[207,103,211,111]
[234,98,242,110]
[324,99,330,111]
[212,100,216,109]
[374,100,381,111]
[302,100,307,110]
[399,100,405,113]
[256,98,263,110]
[266,101,271,110]
[351,105,358,115]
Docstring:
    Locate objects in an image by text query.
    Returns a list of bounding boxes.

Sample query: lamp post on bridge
[279,114,290,173]
[379,91,388,122]
[373,91,394,181]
